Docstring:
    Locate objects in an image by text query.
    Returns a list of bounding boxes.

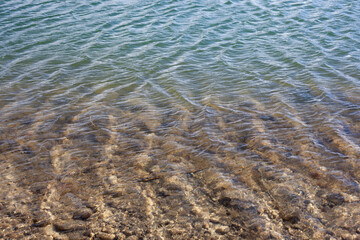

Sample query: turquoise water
[0,0,360,239]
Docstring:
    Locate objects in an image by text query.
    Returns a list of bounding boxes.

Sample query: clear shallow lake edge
[0,0,360,239]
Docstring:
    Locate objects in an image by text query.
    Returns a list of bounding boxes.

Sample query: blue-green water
[0,1,360,239]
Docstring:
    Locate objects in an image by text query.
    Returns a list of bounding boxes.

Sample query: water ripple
[1,0,360,239]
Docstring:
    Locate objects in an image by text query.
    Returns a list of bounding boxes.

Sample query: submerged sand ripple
[0,99,359,240]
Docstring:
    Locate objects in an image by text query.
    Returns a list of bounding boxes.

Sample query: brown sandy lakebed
[0,99,359,239]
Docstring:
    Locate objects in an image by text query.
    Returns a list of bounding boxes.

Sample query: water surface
[1,0,360,239]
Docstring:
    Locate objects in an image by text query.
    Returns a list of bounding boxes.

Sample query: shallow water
[1,0,360,239]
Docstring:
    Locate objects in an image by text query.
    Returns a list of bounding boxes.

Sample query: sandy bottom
[0,99,360,240]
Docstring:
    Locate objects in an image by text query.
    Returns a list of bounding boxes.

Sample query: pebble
[150,165,161,173]
[54,221,83,232]
[84,202,97,212]
[67,232,87,240]
[54,222,74,232]
[326,193,345,206]
[123,230,134,237]
[218,197,232,208]
[283,214,300,224]
[194,222,203,231]
[32,219,50,227]
[73,208,93,220]
[83,230,93,237]
[102,226,115,234]
[203,223,209,229]
[32,212,51,227]
[96,232,116,240]
[127,235,138,240]
[108,176,118,185]
[215,226,230,235]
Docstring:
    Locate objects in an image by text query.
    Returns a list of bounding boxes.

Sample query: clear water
[0,0,360,239]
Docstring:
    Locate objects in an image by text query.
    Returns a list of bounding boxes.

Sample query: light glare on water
[0,0,360,239]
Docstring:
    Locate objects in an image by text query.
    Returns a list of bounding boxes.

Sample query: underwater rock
[73,208,93,220]
[31,212,51,227]
[96,232,116,240]
[54,221,84,232]
[326,193,345,207]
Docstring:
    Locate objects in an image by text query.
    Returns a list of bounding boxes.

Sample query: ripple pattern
[0,0,360,239]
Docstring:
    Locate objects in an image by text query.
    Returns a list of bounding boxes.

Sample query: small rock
[194,222,203,231]
[67,232,87,240]
[216,226,230,235]
[202,223,209,229]
[127,235,138,240]
[73,208,92,220]
[107,176,118,185]
[54,221,84,232]
[218,197,232,208]
[102,226,115,234]
[96,232,116,240]
[83,230,93,237]
[111,190,125,198]
[326,193,345,206]
[116,233,126,239]
[123,230,133,237]
[210,218,221,224]
[32,219,50,227]
[84,202,97,212]
[283,215,300,224]
[54,222,74,232]
[32,212,51,227]
[43,225,54,235]
[150,165,161,173]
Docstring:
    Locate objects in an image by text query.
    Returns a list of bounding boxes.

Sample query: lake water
[1,0,360,239]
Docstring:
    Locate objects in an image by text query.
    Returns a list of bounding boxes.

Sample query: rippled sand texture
[1,95,360,239]
[1,0,360,239]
